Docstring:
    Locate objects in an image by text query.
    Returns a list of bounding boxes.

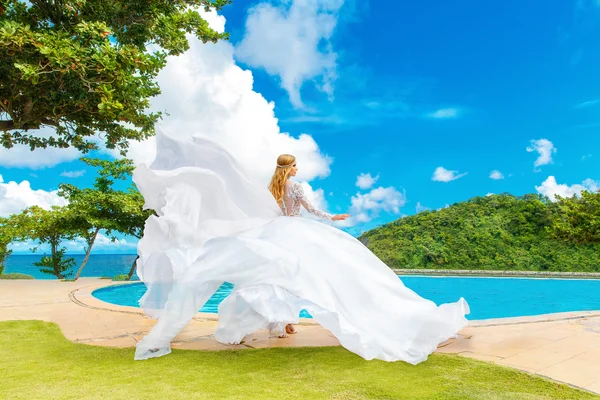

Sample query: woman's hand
[331,214,350,221]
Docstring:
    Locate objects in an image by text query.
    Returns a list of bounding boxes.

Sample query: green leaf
[0,0,230,153]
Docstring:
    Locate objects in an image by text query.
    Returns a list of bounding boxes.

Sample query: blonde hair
[268,154,296,204]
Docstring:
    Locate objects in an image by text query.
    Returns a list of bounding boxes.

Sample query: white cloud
[427,108,460,119]
[526,139,556,170]
[341,186,405,226]
[60,170,86,178]
[535,176,599,201]
[235,0,343,108]
[117,137,157,167]
[62,233,138,252]
[283,114,344,124]
[7,239,38,253]
[489,170,504,180]
[582,154,592,161]
[573,99,600,109]
[0,174,67,217]
[0,127,81,169]
[200,9,227,33]
[432,166,467,182]
[356,173,379,190]
[415,201,429,213]
[109,10,332,185]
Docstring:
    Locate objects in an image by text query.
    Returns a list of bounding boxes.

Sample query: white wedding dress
[133,130,470,364]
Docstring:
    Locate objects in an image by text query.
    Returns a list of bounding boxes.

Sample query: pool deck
[1,278,600,395]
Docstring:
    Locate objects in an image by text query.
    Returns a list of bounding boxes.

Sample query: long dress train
[133,130,470,364]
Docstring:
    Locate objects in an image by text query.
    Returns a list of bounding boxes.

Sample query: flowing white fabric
[133,130,470,364]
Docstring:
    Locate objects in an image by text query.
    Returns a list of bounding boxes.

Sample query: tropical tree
[0,0,230,153]
[120,188,151,280]
[59,157,153,280]
[8,206,79,279]
[0,217,13,275]
[551,190,600,245]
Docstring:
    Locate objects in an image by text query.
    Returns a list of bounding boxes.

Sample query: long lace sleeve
[291,182,333,220]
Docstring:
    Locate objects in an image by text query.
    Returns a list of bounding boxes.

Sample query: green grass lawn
[1,321,598,400]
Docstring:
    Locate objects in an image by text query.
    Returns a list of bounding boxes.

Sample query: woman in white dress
[266,153,349,338]
[133,130,470,364]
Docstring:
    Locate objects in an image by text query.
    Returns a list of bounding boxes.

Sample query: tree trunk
[127,255,139,280]
[73,228,100,281]
[51,240,64,279]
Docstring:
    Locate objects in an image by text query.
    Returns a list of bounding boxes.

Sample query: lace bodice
[280,181,332,220]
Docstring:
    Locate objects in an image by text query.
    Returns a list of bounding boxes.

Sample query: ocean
[3,254,140,280]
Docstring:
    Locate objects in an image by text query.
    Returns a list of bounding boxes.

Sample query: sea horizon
[4,254,140,280]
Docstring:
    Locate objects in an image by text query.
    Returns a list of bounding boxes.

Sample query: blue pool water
[92,276,600,320]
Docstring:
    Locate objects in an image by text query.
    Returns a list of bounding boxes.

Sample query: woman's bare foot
[269,328,288,338]
[285,324,297,335]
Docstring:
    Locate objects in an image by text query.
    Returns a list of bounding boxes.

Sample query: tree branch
[0,119,59,131]
[40,118,60,128]
[0,120,16,131]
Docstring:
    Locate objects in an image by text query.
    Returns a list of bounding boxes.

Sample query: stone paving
[1,278,600,395]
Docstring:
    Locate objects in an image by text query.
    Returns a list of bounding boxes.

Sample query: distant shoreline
[394,269,600,279]
[6,255,599,279]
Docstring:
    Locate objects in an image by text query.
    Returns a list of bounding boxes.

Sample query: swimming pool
[92,276,600,320]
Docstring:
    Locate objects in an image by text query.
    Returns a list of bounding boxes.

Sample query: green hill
[359,193,600,272]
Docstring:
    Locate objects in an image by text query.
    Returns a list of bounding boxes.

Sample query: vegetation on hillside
[359,192,600,272]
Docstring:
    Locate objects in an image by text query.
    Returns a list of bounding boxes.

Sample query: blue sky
[229,0,600,232]
[2,0,599,252]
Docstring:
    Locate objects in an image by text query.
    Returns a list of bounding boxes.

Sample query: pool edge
[79,280,600,327]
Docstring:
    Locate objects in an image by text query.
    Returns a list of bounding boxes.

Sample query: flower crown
[277,160,295,169]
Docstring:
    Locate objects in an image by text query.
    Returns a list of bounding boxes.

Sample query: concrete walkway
[1,278,600,395]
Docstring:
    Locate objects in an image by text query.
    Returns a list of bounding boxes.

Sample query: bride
[133,130,470,364]
[266,153,350,338]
